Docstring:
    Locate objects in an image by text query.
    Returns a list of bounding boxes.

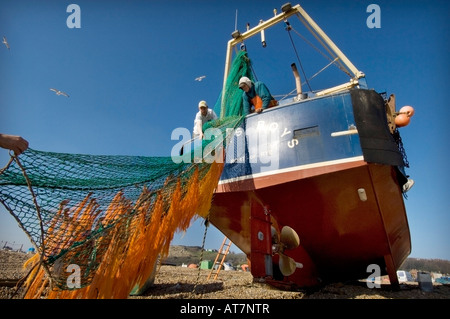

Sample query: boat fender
[394,105,415,127]
[394,114,410,127]
[399,105,415,117]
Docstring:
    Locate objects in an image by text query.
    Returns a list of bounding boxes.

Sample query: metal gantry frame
[221,2,366,116]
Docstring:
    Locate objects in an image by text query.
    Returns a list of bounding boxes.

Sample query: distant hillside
[162,245,247,267]
[401,258,450,274]
[164,246,450,275]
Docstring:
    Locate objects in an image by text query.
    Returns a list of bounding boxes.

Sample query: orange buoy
[399,105,415,117]
[395,113,411,127]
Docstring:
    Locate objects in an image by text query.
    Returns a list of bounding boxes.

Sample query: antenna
[235,9,238,30]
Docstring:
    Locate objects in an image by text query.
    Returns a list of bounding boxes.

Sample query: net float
[395,113,411,127]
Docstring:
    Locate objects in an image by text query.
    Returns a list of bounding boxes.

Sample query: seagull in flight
[195,75,206,81]
[2,36,10,50]
[50,88,70,97]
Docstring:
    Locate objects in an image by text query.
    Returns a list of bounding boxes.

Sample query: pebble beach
[1,249,449,300]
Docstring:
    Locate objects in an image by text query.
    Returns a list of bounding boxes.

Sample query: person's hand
[0,134,29,155]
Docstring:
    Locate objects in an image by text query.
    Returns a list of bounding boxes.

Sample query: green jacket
[242,81,275,115]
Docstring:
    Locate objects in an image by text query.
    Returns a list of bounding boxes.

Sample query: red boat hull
[210,160,411,288]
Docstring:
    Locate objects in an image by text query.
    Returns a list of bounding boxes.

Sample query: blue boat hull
[210,88,411,288]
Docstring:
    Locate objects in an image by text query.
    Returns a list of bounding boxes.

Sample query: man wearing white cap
[239,76,277,115]
[193,100,218,139]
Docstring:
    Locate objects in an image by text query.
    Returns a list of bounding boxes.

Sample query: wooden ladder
[207,236,232,280]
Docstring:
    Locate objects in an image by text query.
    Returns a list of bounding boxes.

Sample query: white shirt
[193,108,218,137]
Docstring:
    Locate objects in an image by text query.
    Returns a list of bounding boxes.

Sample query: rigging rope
[284,20,312,92]
[191,218,209,296]
[294,13,353,78]
[289,21,352,78]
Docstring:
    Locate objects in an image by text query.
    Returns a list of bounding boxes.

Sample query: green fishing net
[0,51,252,295]
[214,50,255,118]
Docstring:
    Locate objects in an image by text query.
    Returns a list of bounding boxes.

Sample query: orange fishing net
[20,161,223,299]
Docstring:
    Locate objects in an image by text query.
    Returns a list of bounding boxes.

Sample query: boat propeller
[271,226,300,277]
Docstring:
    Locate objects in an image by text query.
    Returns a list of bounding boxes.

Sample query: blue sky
[0,0,449,261]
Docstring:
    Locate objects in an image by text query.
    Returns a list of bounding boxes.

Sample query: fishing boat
[207,3,414,289]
